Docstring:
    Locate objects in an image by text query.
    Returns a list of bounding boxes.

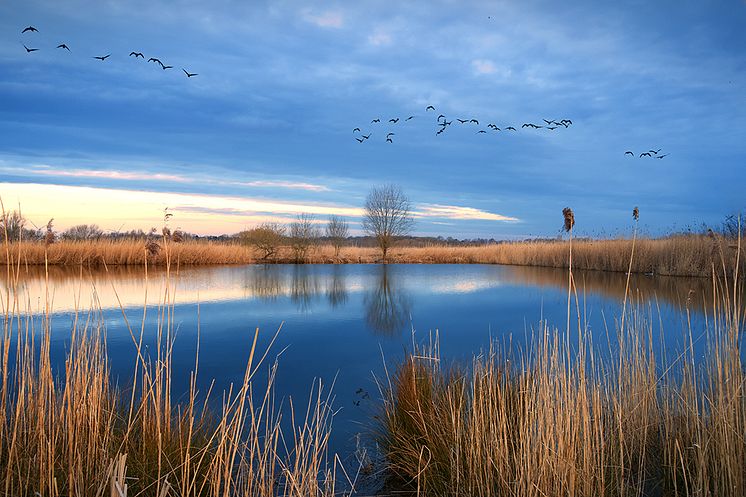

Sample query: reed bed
[0,250,341,496]
[2,235,742,278]
[377,260,745,496]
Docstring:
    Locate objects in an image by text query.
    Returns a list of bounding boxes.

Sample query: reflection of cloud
[302,10,344,28]
[417,204,519,222]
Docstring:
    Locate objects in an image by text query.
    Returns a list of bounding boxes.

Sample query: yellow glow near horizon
[0,182,363,235]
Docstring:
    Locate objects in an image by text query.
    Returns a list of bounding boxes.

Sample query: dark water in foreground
[7,264,714,458]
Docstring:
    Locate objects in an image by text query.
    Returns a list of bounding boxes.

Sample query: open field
[1,235,742,278]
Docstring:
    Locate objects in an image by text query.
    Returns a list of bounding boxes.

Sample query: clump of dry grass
[377,227,745,496]
[0,237,342,496]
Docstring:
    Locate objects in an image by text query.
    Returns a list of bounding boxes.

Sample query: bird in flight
[362,134,371,140]
[436,128,445,135]
[353,128,361,133]
[649,149,661,155]
[148,57,165,69]
[470,119,479,124]
[457,119,468,124]
[93,54,111,61]
[640,152,652,157]
[405,116,415,121]
[437,114,446,121]
[477,130,487,133]
[625,151,634,156]
[386,137,393,143]
[23,44,39,53]
[657,154,668,159]
[57,43,70,51]
[22,26,38,33]
[426,105,435,111]
[386,132,395,137]
[389,118,399,123]
[355,137,364,143]
[183,69,198,77]
[371,118,380,123]
[130,52,144,58]
[547,126,558,130]
[505,126,516,131]
[561,119,573,126]
[543,119,556,125]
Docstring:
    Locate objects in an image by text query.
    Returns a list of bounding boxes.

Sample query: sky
[0,0,744,238]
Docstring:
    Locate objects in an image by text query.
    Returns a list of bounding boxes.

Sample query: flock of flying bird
[18,25,198,78]
[353,105,574,144]
[625,149,669,159]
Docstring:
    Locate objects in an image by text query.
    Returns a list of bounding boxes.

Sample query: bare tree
[362,184,414,262]
[326,215,349,257]
[240,223,286,261]
[62,224,104,241]
[289,214,319,262]
[0,210,26,242]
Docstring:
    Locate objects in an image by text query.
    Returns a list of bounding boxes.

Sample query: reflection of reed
[364,266,411,336]
[290,265,320,312]
[326,265,348,308]
[500,265,717,312]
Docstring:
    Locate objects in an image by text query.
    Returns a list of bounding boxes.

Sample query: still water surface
[9,264,712,457]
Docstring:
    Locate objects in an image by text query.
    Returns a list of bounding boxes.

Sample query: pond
[4,263,714,459]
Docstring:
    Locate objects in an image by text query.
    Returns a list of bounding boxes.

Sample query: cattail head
[162,226,171,238]
[172,229,184,243]
[145,238,161,257]
[44,218,55,246]
[632,206,639,221]
[562,207,575,232]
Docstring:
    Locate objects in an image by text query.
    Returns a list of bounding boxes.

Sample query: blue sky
[0,0,744,237]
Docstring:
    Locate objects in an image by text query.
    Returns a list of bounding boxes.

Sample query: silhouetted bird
[353,128,361,133]
[470,119,479,124]
[355,137,364,143]
[437,114,445,121]
[625,151,634,156]
[477,130,487,133]
[442,121,452,126]
[406,115,415,121]
[506,126,516,131]
[389,118,399,123]
[130,51,144,58]
[386,137,393,143]
[23,44,38,53]
[657,154,668,159]
[436,128,445,135]
[547,126,558,130]
[183,69,198,77]
[640,152,652,157]
[93,54,111,61]
[649,149,661,155]
[57,44,70,51]
[426,105,435,111]
[561,119,573,125]
[148,57,164,68]
[386,132,395,137]
[162,65,173,70]
[371,118,380,123]
[457,119,468,124]
[493,127,501,131]
[521,123,530,128]
[22,26,38,33]
[543,119,555,125]
[362,134,371,140]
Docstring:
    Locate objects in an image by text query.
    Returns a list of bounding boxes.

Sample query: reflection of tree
[290,265,320,312]
[326,265,348,308]
[364,265,411,336]
[244,265,283,301]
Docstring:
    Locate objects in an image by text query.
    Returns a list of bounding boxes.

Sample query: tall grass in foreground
[0,240,341,496]
[378,234,744,496]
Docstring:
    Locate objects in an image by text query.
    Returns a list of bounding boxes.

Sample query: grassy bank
[2,234,743,278]
[377,263,745,496]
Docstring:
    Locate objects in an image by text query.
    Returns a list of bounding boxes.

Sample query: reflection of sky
[1,1,745,237]
[10,263,720,458]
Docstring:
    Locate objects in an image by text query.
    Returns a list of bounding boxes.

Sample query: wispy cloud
[234,180,330,192]
[471,59,498,75]
[301,9,344,28]
[368,28,392,47]
[22,166,190,183]
[417,204,519,222]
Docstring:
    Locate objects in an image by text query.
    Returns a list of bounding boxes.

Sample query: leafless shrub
[240,223,286,261]
[326,215,349,257]
[61,224,104,241]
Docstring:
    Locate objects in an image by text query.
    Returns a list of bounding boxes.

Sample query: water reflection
[4,263,719,319]
[326,265,348,308]
[364,266,412,335]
